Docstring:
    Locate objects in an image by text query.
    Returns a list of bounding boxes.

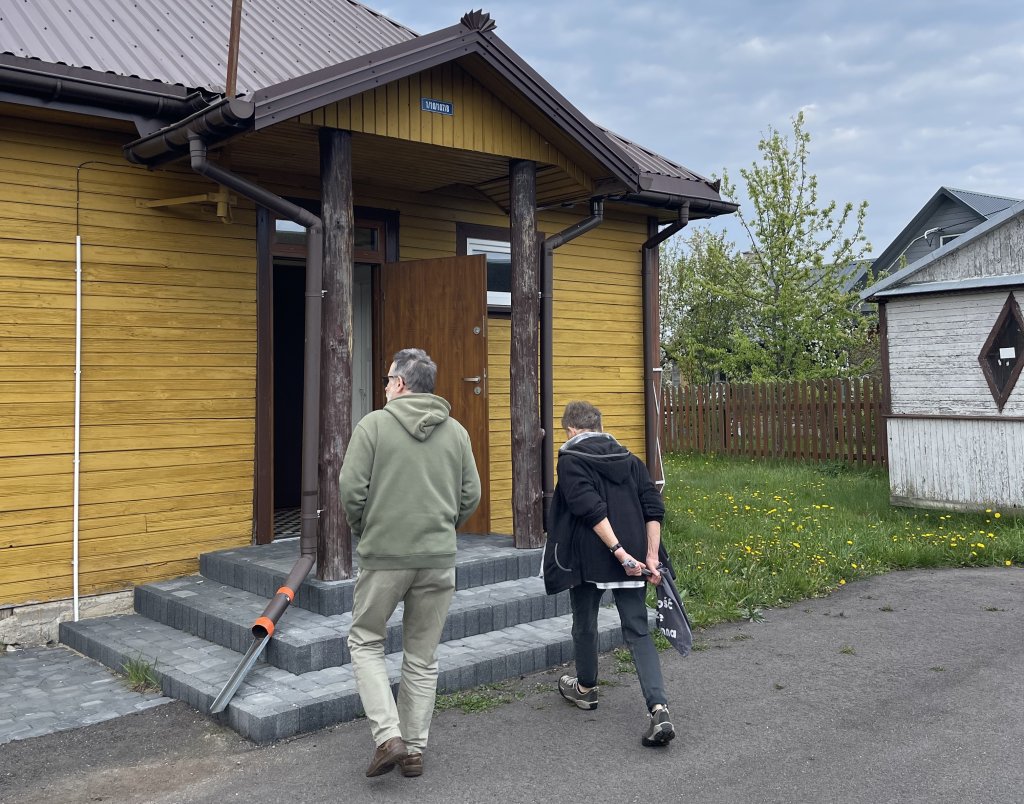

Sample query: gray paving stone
[48,537,646,745]
[0,645,171,746]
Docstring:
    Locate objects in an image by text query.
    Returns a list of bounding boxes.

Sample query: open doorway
[255,210,395,543]
[272,259,373,519]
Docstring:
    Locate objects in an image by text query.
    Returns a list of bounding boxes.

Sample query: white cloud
[361,0,1024,253]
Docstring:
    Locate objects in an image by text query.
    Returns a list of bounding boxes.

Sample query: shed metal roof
[0,0,415,94]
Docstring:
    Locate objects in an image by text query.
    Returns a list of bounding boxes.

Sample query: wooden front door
[380,255,490,533]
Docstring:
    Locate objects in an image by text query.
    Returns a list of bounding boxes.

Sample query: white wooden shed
[863,200,1024,514]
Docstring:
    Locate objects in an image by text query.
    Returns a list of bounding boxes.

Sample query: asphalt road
[2,567,1022,804]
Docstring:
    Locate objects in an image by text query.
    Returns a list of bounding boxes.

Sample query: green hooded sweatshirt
[339,393,481,570]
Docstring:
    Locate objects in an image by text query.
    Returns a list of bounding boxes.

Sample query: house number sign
[421,98,454,115]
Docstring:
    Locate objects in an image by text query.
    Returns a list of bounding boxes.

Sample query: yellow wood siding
[352,183,648,534]
[0,112,256,606]
[300,64,592,193]
[2,104,649,604]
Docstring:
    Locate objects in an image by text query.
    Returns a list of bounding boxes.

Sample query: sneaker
[558,675,598,710]
[642,706,675,747]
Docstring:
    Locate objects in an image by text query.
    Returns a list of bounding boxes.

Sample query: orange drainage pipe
[209,557,315,714]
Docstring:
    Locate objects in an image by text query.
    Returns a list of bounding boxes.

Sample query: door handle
[462,376,481,382]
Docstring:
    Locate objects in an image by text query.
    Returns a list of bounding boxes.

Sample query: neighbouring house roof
[862,199,1024,301]
[0,0,734,217]
[869,186,1022,282]
[945,188,1022,219]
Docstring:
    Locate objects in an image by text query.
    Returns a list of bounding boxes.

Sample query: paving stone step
[199,534,540,615]
[60,606,635,743]
[134,575,572,675]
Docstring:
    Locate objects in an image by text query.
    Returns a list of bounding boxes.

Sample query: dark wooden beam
[509,159,543,547]
[254,206,274,544]
[317,128,354,580]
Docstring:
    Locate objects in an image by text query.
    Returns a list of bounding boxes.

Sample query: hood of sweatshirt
[558,431,633,485]
[384,393,451,441]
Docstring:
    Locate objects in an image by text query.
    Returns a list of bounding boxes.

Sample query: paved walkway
[0,645,170,745]
[1,567,1022,804]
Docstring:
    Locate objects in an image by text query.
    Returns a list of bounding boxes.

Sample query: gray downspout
[188,133,322,638]
[541,199,604,526]
[641,203,689,491]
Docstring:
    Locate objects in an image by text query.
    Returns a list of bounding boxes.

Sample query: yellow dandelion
[1006,560,1013,566]
[839,579,846,585]
[994,513,1002,519]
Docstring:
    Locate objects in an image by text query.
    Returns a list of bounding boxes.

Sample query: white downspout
[73,234,82,620]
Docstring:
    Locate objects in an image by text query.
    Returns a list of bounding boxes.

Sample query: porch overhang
[115,11,733,220]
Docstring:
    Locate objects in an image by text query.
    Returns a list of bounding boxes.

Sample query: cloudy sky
[375,0,1024,257]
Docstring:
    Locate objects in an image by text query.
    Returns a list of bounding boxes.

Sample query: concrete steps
[133,574,571,675]
[60,535,641,743]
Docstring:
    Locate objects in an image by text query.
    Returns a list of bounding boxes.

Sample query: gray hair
[392,348,437,393]
[561,400,602,432]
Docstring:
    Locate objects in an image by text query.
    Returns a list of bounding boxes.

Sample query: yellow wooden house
[0,1,734,638]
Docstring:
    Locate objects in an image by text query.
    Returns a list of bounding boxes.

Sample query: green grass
[434,681,526,713]
[121,654,160,693]
[658,453,1024,629]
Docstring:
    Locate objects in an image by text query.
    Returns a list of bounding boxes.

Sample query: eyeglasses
[382,375,400,387]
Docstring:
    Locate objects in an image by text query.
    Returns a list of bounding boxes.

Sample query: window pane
[355,226,378,251]
[486,253,512,294]
[275,219,306,246]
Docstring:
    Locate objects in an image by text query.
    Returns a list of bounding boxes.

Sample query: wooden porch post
[509,159,543,547]
[317,128,354,580]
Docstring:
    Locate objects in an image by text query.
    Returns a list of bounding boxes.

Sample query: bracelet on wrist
[609,542,622,553]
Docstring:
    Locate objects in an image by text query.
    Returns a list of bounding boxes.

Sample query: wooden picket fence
[660,377,887,466]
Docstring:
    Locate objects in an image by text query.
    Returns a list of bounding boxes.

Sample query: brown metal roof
[600,128,723,202]
[0,0,415,95]
[1,1,734,216]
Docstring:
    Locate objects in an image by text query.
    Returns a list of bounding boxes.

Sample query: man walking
[543,400,674,746]
[340,348,481,777]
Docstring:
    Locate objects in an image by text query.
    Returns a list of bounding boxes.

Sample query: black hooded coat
[543,433,665,595]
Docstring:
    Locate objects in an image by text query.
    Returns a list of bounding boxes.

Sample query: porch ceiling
[226,120,592,210]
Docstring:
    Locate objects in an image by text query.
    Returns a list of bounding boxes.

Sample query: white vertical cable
[653,367,665,492]
[73,234,82,620]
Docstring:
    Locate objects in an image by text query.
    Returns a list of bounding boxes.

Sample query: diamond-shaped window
[978,292,1024,411]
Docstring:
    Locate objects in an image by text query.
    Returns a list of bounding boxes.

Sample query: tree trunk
[509,159,543,547]
[317,128,354,580]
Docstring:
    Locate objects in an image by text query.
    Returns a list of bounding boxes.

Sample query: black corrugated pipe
[641,203,689,491]
[188,133,322,640]
[541,199,604,525]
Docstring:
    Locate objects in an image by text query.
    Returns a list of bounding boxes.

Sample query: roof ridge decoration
[460,9,497,32]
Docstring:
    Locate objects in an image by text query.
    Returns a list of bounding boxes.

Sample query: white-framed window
[466,237,512,312]
[939,234,960,247]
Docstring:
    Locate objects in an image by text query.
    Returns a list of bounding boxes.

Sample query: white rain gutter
[73,234,82,620]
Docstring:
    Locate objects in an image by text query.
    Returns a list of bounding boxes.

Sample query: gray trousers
[569,582,668,712]
[347,567,456,752]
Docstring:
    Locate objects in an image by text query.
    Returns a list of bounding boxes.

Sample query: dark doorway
[272,261,306,510]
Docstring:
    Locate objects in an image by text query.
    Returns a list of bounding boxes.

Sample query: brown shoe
[397,753,423,778]
[365,737,408,777]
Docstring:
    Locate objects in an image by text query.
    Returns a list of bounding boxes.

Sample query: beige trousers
[347,567,456,752]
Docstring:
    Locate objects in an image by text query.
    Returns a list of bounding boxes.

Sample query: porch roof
[0,1,734,217]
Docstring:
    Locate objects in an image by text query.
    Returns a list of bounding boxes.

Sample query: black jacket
[543,433,665,595]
